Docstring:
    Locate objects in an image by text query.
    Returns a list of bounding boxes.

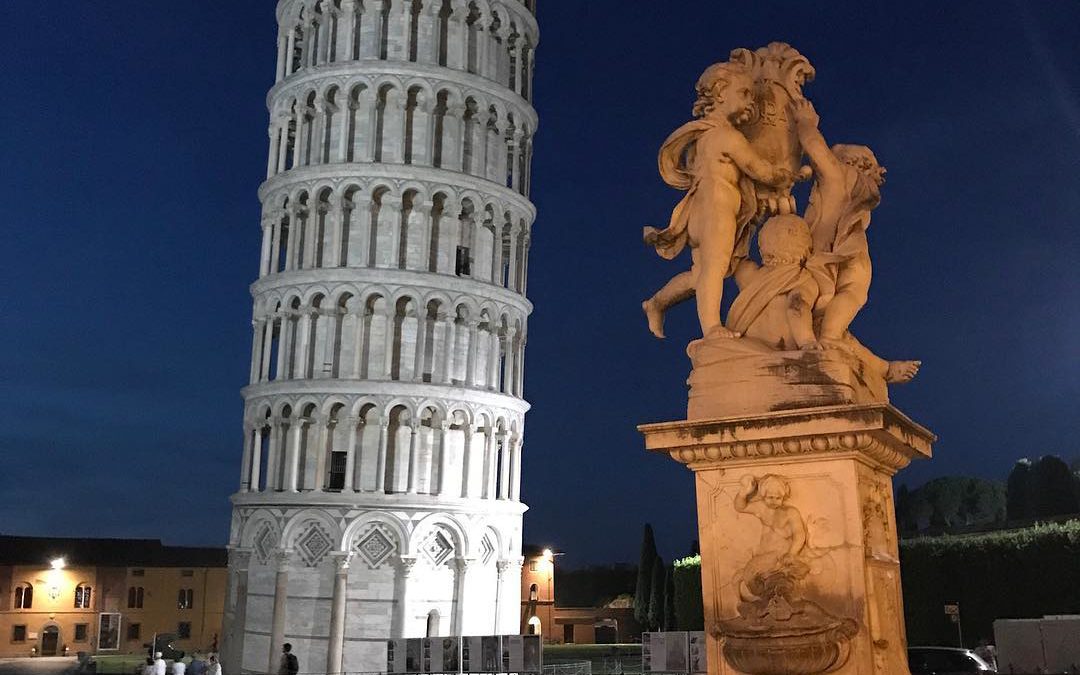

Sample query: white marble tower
[221,1,538,672]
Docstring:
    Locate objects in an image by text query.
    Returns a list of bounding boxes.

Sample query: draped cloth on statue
[643,119,758,271]
[804,168,875,309]
[726,258,838,337]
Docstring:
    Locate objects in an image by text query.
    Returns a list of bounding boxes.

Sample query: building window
[327,451,348,491]
[529,583,538,601]
[180,570,194,577]
[12,625,26,642]
[529,561,538,571]
[14,584,32,609]
[74,624,88,642]
[131,569,145,577]
[177,622,191,639]
[127,623,141,641]
[177,589,194,609]
[74,584,93,609]
[127,586,144,609]
[455,245,471,276]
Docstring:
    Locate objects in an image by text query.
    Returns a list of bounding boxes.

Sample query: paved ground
[0,658,79,675]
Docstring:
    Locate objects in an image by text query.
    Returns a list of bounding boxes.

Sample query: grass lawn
[92,654,151,674]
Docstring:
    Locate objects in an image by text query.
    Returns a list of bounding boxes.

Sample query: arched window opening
[325,404,347,491]
[374,86,391,163]
[520,40,532,101]
[74,584,92,609]
[461,99,478,175]
[290,24,304,73]
[340,188,359,266]
[378,2,391,59]
[257,418,272,491]
[385,406,411,493]
[404,89,419,165]
[426,609,440,637]
[529,584,538,601]
[322,88,339,164]
[436,0,451,66]
[427,193,446,273]
[407,0,421,62]
[527,616,541,636]
[432,91,448,168]
[421,300,440,383]
[456,200,475,277]
[465,4,480,74]
[391,297,418,380]
[14,584,32,609]
[507,26,519,91]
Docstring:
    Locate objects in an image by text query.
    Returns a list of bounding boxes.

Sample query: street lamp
[51,557,66,570]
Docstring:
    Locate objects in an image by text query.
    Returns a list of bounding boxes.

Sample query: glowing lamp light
[542,548,553,560]
[50,557,66,570]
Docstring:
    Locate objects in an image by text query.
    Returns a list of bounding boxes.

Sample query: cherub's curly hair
[692,61,753,118]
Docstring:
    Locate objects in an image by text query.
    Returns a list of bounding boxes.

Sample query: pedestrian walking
[278,643,299,675]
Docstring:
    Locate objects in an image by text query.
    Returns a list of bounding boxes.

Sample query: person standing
[206,655,222,675]
[172,658,186,675]
[278,643,298,675]
[153,652,167,675]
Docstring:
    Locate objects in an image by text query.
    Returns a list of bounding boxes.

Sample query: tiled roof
[0,535,227,568]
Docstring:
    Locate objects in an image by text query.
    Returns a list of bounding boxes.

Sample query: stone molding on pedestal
[639,403,933,476]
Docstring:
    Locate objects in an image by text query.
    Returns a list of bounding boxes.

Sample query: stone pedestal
[639,404,934,675]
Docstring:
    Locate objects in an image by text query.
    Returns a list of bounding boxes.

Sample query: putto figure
[642,61,806,340]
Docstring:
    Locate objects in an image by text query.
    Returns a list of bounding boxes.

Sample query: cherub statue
[791,98,920,382]
[728,213,920,384]
[727,214,826,351]
[642,61,807,340]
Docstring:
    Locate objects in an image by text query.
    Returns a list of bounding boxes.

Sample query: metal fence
[541,661,592,675]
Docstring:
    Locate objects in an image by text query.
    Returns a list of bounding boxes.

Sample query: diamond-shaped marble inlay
[254,523,277,564]
[421,529,455,566]
[355,527,396,569]
[296,522,334,567]
[480,536,495,565]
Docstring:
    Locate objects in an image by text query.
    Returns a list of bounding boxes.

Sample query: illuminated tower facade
[221,0,538,672]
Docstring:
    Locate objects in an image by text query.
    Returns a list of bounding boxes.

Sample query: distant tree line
[896,455,1080,537]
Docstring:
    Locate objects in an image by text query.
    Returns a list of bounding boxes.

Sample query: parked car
[908,646,996,674]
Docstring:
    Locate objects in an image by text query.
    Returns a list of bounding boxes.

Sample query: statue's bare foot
[642,299,665,339]
[886,360,921,383]
[705,324,741,339]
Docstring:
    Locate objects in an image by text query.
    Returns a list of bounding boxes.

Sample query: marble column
[267,550,291,675]
[326,553,352,675]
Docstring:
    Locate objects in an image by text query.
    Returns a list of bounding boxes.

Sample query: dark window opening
[177,622,191,640]
[74,624,88,642]
[455,246,471,276]
[127,623,141,641]
[328,451,348,491]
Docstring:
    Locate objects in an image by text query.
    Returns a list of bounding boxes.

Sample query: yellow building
[520,546,556,641]
[0,536,226,659]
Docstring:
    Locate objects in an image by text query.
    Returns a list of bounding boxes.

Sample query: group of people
[141,651,222,675]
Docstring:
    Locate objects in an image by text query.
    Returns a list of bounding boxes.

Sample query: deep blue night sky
[3,1,1078,567]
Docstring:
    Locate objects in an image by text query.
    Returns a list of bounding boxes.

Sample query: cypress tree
[663,564,678,630]
[634,524,658,625]
[1006,459,1033,520]
[648,555,665,630]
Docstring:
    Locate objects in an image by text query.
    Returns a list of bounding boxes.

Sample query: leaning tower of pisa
[221,1,538,672]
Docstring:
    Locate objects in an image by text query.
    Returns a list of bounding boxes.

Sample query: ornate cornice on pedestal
[638,403,934,475]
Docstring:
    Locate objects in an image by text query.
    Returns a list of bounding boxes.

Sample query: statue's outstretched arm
[792,99,844,186]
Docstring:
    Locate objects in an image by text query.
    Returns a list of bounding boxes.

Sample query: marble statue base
[687,338,887,420]
[639,404,934,675]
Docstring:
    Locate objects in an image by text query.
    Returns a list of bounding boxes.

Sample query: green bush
[672,555,704,630]
[900,519,1080,645]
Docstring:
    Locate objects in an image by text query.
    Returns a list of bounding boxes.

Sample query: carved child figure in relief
[642,62,807,340]
[734,474,810,586]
